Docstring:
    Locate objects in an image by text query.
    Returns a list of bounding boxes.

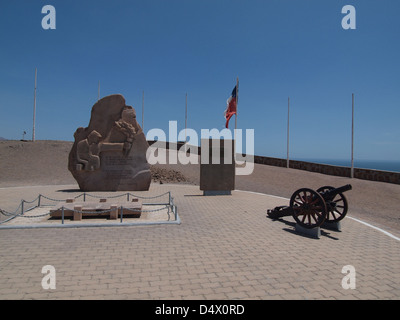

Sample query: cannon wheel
[316,186,348,222]
[290,188,327,229]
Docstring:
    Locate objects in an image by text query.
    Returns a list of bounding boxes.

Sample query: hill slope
[0,140,75,187]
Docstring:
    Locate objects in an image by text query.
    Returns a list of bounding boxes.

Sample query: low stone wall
[147,140,185,150]
[147,141,400,185]
[254,155,400,185]
[353,167,400,184]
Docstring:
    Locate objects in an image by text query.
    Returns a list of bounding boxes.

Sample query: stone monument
[200,139,235,195]
[68,94,151,191]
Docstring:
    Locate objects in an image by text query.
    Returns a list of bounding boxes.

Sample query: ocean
[294,158,400,173]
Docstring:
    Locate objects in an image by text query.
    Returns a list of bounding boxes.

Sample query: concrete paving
[0,183,399,300]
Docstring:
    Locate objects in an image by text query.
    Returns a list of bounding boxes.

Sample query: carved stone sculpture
[68,94,151,191]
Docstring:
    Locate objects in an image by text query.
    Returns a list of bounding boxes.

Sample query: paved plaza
[0,183,399,300]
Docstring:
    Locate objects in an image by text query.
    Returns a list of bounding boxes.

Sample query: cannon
[267,184,352,229]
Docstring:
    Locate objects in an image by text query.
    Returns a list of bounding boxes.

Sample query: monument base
[321,221,342,231]
[203,190,232,196]
[295,224,321,239]
[50,198,142,220]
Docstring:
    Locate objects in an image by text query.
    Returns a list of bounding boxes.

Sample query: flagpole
[235,77,239,130]
[185,92,187,143]
[98,81,100,101]
[234,77,239,160]
[142,90,144,130]
[287,97,290,168]
[351,93,354,178]
[32,68,37,142]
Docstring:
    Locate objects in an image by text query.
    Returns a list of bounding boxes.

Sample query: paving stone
[0,184,399,300]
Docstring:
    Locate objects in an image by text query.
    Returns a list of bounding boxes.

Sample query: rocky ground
[150,166,188,184]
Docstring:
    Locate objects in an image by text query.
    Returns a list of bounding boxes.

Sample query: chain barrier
[22,196,40,204]
[0,206,22,217]
[39,194,66,202]
[0,191,177,225]
[37,192,170,202]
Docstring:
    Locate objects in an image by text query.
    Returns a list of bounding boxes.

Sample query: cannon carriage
[267,184,352,229]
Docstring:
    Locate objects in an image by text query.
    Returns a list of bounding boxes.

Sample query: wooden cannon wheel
[290,188,327,229]
[316,186,348,223]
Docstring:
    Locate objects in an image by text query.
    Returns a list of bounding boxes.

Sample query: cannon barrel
[320,184,352,199]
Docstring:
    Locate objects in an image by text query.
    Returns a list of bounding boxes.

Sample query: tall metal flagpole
[287,97,290,168]
[185,93,187,143]
[234,77,239,161]
[235,77,238,131]
[32,68,37,142]
[142,90,144,130]
[351,93,354,178]
[98,81,100,101]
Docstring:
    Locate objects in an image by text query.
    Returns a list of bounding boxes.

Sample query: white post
[287,97,290,168]
[32,68,37,142]
[185,93,187,143]
[142,90,144,130]
[234,77,239,161]
[351,93,354,178]
[235,77,238,132]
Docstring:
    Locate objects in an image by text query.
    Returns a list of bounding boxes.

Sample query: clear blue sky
[0,0,399,162]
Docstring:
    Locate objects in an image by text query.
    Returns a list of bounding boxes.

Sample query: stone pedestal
[73,206,82,221]
[200,139,235,196]
[110,205,118,220]
[203,190,232,196]
[322,221,342,231]
[295,224,321,239]
[50,200,142,219]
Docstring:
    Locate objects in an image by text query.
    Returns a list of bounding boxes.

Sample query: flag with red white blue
[224,85,237,128]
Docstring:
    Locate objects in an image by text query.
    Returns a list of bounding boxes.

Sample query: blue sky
[0,0,399,162]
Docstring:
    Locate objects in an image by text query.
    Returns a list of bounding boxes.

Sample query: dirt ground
[1,140,399,235]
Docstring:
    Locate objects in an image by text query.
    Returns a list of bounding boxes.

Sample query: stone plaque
[68,94,151,191]
[200,139,235,195]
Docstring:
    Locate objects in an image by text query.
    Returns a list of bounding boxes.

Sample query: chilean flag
[224,85,237,128]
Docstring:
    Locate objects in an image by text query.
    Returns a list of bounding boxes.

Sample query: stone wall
[147,141,400,185]
[353,167,400,184]
[254,155,400,185]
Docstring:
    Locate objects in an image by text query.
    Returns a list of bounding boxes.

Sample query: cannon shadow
[266,216,340,240]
